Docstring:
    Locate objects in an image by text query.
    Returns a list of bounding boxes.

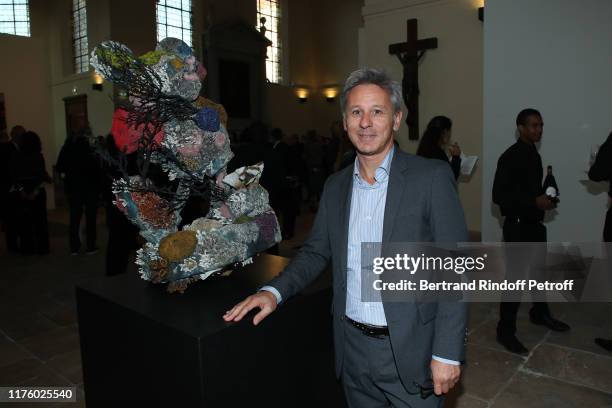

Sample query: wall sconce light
[92,72,104,91]
[323,87,338,103]
[478,6,484,21]
[295,87,309,103]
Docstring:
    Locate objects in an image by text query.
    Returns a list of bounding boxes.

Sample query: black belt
[345,316,389,337]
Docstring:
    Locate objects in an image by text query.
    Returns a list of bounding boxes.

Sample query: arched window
[156,0,192,47]
[256,0,282,84]
[0,0,30,37]
[72,0,88,73]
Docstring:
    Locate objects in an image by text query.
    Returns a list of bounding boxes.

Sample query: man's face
[343,84,402,157]
[518,114,544,143]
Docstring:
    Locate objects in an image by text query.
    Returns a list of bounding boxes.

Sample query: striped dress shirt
[345,147,459,365]
[263,145,458,365]
[344,146,393,326]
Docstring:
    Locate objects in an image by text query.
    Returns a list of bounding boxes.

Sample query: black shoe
[496,332,528,354]
[529,311,570,332]
[595,338,612,352]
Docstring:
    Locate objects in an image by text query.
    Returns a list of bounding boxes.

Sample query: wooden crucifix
[388,19,438,140]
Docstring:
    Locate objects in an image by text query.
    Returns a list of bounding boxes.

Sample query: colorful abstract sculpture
[90,38,281,293]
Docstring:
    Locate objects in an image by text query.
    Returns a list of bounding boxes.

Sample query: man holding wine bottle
[492,108,570,354]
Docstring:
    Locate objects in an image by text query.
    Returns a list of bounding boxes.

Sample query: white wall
[362,0,484,233]
[482,0,612,242]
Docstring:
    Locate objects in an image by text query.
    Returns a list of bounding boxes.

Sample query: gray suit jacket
[267,148,468,389]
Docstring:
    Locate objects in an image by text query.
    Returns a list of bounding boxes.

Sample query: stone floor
[1,207,612,407]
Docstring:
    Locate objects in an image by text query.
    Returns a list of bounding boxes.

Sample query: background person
[588,130,612,351]
[56,129,102,255]
[492,108,569,354]
[9,131,51,254]
[2,125,26,252]
[417,116,461,180]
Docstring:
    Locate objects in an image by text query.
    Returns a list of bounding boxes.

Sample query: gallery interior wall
[361,0,484,233]
[482,0,612,242]
[48,0,114,161]
[0,0,54,207]
[264,0,363,137]
[0,0,364,210]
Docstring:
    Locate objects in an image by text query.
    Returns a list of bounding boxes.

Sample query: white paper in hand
[460,153,478,176]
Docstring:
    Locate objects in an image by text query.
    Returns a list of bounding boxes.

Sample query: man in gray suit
[224,68,468,407]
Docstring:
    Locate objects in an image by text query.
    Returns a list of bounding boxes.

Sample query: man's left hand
[430,359,461,395]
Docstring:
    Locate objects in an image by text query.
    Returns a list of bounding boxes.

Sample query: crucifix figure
[388,19,438,140]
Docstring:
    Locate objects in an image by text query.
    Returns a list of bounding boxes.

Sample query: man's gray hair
[339,68,403,116]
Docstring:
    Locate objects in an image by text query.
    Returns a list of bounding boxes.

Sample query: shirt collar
[353,145,394,185]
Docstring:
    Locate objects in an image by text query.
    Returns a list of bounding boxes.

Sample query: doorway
[63,95,88,140]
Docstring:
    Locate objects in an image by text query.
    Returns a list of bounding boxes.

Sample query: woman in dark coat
[9,131,51,254]
[416,116,462,180]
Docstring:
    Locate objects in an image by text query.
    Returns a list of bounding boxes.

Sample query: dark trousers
[342,319,444,408]
[498,219,549,336]
[604,206,612,243]
[18,189,49,254]
[68,191,98,252]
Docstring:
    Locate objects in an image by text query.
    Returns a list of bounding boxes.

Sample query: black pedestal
[76,255,346,407]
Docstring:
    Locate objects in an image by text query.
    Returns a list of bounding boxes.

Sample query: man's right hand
[223,291,278,326]
[535,194,554,210]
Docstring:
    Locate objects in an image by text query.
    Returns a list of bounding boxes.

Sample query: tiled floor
[1,208,612,407]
